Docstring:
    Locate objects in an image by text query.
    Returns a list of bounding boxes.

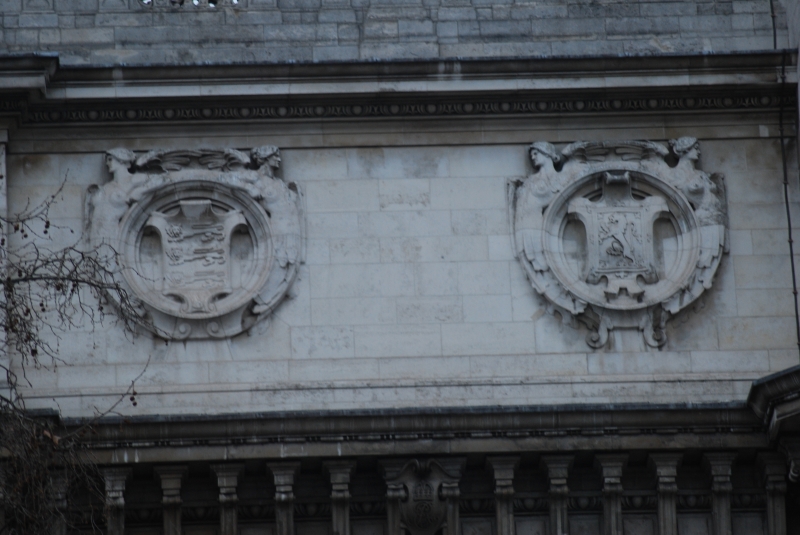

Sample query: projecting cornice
[0,51,796,126]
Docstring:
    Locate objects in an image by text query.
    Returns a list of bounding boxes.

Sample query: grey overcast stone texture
[0,0,790,66]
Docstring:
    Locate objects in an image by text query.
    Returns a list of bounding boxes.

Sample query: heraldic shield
[88,146,304,340]
[510,138,727,350]
[382,459,463,535]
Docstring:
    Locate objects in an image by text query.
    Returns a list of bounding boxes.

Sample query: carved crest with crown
[88,146,304,340]
[510,138,727,349]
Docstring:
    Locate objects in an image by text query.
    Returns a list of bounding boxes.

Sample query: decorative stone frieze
[510,138,727,349]
[87,146,304,340]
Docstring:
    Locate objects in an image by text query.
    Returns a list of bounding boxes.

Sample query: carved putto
[88,146,304,340]
[510,138,727,349]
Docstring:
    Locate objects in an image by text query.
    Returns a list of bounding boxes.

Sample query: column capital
[211,464,244,505]
[757,452,788,491]
[704,452,736,493]
[323,460,355,501]
[102,467,131,508]
[268,462,301,502]
[155,465,187,505]
[487,456,519,497]
[595,454,628,479]
[541,456,572,478]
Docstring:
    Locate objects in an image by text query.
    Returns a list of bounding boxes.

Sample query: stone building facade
[1,0,800,534]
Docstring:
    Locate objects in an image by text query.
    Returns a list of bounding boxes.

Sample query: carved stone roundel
[89,147,304,340]
[119,181,273,320]
[511,139,727,349]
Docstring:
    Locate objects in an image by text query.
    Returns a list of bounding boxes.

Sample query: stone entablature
[87,146,304,340]
[511,138,727,350]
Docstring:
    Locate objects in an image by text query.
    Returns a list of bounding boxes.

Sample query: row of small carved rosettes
[25,95,790,125]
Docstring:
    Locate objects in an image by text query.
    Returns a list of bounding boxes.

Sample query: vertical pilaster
[0,463,5,533]
[51,469,68,535]
[487,457,519,535]
[384,470,406,535]
[269,462,300,535]
[650,454,681,535]
[704,453,736,535]
[542,456,572,535]
[441,478,461,535]
[102,467,131,535]
[596,455,627,535]
[155,466,187,535]
[757,452,787,535]
[0,138,9,400]
[211,464,243,535]
[324,461,355,535]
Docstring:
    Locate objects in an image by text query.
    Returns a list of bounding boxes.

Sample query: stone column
[384,470,406,535]
[102,467,131,535]
[704,453,736,535]
[542,456,572,535]
[650,454,681,535]
[268,462,300,535]
[51,468,69,535]
[0,139,9,401]
[596,455,627,535]
[155,465,187,535]
[0,463,5,532]
[441,478,461,535]
[211,464,243,535]
[487,457,519,535]
[324,461,355,535]
[757,453,787,535]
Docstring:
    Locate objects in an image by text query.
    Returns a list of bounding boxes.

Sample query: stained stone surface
[511,139,726,351]
[0,0,790,66]
[5,114,798,417]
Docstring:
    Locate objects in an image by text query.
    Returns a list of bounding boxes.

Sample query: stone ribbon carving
[510,138,726,349]
[88,146,303,340]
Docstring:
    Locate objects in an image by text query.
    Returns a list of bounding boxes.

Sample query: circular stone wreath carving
[88,146,303,340]
[510,138,727,349]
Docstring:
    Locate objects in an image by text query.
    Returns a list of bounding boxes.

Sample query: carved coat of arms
[382,459,463,535]
[88,146,303,339]
[510,138,727,349]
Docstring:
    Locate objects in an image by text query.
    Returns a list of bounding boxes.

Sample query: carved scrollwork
[510,138,727,349]
[88,146,304,340]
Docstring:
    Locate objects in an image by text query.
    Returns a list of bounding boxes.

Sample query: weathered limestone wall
[6,107,798,417]
[0,0,790,66]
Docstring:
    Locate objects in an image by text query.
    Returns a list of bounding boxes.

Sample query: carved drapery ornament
[510,138,727,349]
[88,146,304,340]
